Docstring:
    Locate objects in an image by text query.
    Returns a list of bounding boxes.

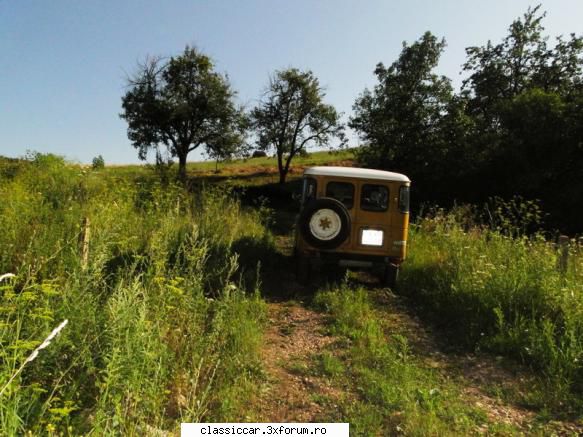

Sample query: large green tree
[251,68,345,184]
[350,32,469,198]
[462,5,583,133]
[462,6,583,230]
[121,47,246,182]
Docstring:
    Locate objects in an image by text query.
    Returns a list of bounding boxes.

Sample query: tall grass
[0,153,270,434]
[400,208,583,413]
[313,284,508,436]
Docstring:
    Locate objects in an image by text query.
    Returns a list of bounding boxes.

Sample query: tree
[205,116,250,173]
[460,5,583,231]
[462,7,583,181]
[120,47,246,182]
[251,68,345,184]
[462,5,583,133]
[350,32,465,199]
[91,155,105,170]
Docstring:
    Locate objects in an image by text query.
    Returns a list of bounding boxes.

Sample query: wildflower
[0,320,68,396]
[0,273,15,283]
[23,320,68,365]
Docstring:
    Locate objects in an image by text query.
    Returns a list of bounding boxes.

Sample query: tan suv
[294,166,410,287]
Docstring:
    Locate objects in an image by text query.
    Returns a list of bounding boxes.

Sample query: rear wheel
[382,263,399,289]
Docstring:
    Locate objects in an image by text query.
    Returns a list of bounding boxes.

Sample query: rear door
[352,180,392,254]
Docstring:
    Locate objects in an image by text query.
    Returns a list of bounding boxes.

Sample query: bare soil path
[252,233,582,434]
[254,301,344,422]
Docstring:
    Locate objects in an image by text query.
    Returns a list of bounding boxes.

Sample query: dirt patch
[254,302,343,422]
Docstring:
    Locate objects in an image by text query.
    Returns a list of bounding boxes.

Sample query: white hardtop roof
[304,166,410,182]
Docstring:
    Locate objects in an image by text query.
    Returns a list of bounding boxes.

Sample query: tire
[298,197,351,250]
[296,254,311,285]
[382,263,399,289]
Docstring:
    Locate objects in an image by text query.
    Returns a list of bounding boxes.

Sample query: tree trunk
[279,169,288,184]
[281,151,295,185]
[178,153,187,183]
[277,151,286,184]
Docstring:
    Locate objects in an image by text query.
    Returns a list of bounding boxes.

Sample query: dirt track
[252,233,582,434]
[255,302,342,422]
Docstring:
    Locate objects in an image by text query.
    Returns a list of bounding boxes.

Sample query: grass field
[1,151,582,434]
[400,210,583,415]
[0,153,271,434]
[101,148,355,185]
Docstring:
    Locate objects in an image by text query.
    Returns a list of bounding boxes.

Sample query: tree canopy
[120,47,247,182]
[351,7,583,232]
[350,32,469,198]
[461,6,583,229]
[251,68,345,183]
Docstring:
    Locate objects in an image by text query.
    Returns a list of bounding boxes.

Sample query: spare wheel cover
[300,197,351,249]
[309,208,342,241]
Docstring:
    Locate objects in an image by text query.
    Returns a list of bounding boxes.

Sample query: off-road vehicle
[294,166,410,287]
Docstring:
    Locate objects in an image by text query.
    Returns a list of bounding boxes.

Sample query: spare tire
[299,197,351,250]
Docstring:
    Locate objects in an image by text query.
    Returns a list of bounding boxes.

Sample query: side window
[361,184,389,212]
[302,177,317,204]
[326,182,354,209]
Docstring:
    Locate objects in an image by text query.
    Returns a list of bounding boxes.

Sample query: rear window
[361,184,389,212]
[326,182,354,209]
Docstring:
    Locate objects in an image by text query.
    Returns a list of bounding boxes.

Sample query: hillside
[0,152,581,435]
[99,149,355,185]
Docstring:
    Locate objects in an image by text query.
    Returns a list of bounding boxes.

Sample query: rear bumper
[297,249,403,267]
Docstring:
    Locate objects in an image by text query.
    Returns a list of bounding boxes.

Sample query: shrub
[0,157,269,433]
[91,155,105,170]
[400,207,583,412]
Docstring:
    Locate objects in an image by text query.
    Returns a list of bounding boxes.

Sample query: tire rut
[254,302,343,422]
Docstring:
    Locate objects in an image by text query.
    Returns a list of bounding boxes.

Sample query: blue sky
[1,0,582,164]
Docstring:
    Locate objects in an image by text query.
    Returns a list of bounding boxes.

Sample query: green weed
[313,284,496,436]
[0,153,269,434]
[400,207,583,414]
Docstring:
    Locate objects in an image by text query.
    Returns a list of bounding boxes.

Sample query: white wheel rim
[309,208,342,241]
